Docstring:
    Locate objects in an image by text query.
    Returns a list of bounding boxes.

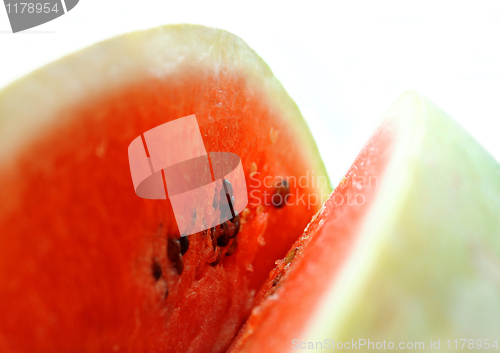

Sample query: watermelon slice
[0,25,330,352]
[229,91,500,352]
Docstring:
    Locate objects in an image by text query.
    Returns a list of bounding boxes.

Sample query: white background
[1,0,499,182]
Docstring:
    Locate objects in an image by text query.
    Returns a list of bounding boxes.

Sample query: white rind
[0,25,329,195]
[303,91,500,352]
[0,25,264,163]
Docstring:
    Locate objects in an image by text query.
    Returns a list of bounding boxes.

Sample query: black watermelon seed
[179,236,189,255]
[225,237,238,256]
[209,250,221,267]
[222,179,234,197]
[227,221,237,239]
[167,237,180,262]
[220,207,233,222]
[167,237,184,275]
[272,180,290,208]
[152,258,162,281]
[174,256,184,275]
[220,195,236,221]
[220,179,235,219]
[210,227,218,250]
[229,214,241,238]
[217,222,230,247]
[212,192,218,210]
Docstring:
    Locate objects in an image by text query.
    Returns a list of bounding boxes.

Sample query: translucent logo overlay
[128,114,248,237]
[3,1,79,33]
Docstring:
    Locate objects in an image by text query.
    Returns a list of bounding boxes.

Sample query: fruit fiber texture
[229,91,500,353]
[0,25,330,353]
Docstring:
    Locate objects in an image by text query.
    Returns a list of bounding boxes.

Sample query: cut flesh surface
[0,25,330,353]
[229,91,500,353]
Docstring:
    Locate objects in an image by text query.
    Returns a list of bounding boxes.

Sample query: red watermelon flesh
[0,26,330,352]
